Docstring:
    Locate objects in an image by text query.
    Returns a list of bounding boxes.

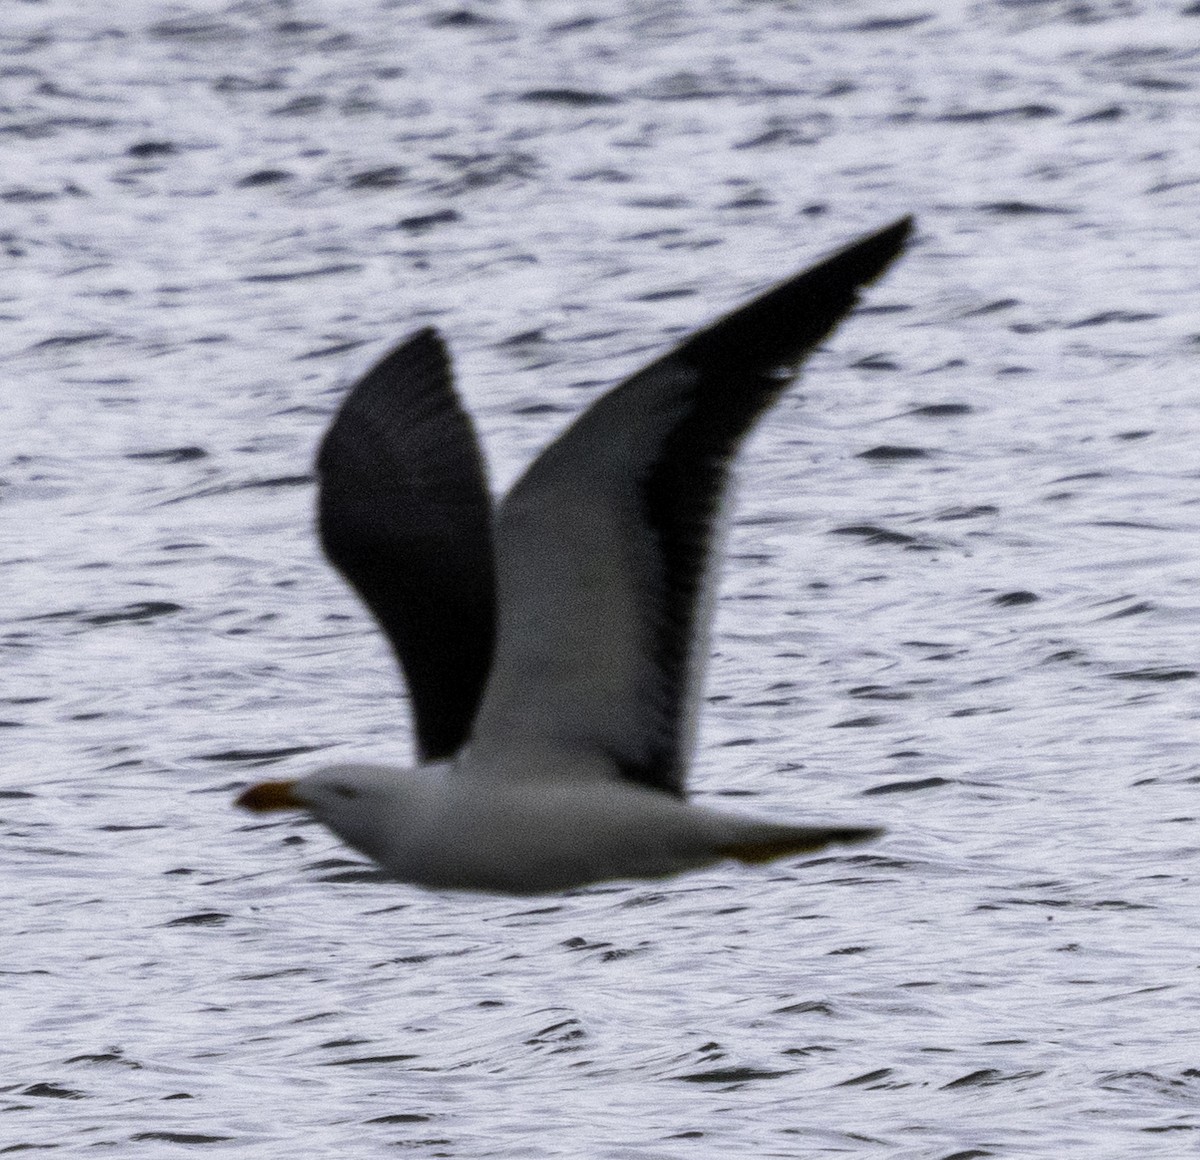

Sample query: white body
[290,761,865,895]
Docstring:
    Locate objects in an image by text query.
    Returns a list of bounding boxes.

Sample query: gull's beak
[236,780,305,812]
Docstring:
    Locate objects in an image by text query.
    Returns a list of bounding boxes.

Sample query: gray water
[4,1,1200,1156]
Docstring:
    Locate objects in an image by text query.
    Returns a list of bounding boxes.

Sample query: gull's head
[236,762,415,862]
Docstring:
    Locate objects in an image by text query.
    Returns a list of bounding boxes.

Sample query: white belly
[372,777,730,894]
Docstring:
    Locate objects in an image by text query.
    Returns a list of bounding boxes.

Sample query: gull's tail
[718,825,884,864]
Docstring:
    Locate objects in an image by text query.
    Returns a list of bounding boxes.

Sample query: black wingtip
[407,324,444,348]
[849,214,914,275]
[843,215,914,283]
[317,328,450,474]
[676,215,914,374]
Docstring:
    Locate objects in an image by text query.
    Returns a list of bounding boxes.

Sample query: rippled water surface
[4,2,1200,1156]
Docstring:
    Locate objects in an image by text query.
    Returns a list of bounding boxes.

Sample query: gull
[237,217,913,894]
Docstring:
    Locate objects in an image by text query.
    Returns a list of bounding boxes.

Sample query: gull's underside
[237,217,913,894]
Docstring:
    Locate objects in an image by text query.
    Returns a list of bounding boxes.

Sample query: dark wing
[467,217,912,795]
[316,328,496,762]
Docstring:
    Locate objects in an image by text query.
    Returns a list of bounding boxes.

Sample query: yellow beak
[236,779,305,812]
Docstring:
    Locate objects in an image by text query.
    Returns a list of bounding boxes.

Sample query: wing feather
[469,218,912,794]
[316,328,496,761]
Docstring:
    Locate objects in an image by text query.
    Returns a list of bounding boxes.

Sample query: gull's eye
[332,785,359,800]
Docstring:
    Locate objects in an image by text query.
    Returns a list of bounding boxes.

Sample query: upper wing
[467,217,913,795]
[316,328,496,762]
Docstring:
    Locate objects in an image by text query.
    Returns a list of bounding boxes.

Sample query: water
[4,1,1200,1155]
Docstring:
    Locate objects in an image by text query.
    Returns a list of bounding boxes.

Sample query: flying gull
[237,216,913,894]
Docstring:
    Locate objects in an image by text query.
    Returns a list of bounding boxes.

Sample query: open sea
[3,1,1200,1156]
